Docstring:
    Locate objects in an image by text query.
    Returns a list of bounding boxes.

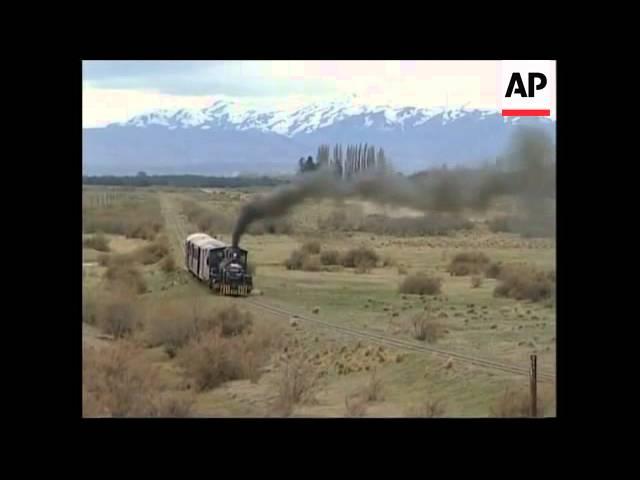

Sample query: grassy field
[82,185,556,417]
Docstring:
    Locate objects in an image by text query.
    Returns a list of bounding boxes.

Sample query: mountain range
[82,96,556,176]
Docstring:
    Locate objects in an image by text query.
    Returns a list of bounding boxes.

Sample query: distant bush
[179,332,249,391]
[146,302,198,357]
[301,255,322,272]
[182,200,233,234]
[485,261,503,279]
[161,255,176,273]
[341,246,379,271]
[95,291,139,338]
[105,264,147,294]
[301,241,321,255]
[381,255,396,267]
[410,313,444,343]
[285,249,307,270]
[214,304,254,337]
[147,302,254,357]
[447,251,491,276]
[363,368,384,402]
[83,342,158,417]
[179,321,278,392]
[136,237,170,265]
[319,210,350,231]
[100,237,169,268]
[286,245,378,273]
[399,274,442,295]
[493,265,555,302]
[320,249,341,265]
[317,207,364,232]
[272,350,323,416]
[83,342,195,417]
[98,253,110,267]
[153,392,196,417]
[84,233,110,252]
[126,223,162,241]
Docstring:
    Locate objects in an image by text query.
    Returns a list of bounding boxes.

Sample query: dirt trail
[159,194,191,267]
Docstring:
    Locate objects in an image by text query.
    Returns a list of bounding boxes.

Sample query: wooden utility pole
[530,354,538,417]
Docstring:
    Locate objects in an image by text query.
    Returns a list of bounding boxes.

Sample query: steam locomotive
[185,233,253,296]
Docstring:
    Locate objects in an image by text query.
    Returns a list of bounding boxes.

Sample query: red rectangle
[502,109,551,117]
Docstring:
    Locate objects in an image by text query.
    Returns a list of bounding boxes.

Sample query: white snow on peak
[112,95,503,136]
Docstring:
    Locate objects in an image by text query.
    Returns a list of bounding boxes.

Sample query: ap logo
[500,60,555,117]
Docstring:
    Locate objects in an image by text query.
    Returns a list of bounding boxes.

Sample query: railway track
[159,193,556,385]
[243,298,556,384]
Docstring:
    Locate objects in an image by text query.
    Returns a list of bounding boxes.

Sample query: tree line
[298,143,390,178]
[82,173,289,188]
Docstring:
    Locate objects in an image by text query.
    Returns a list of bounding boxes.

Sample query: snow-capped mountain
[83,96,555,176]
[116,96,510,136]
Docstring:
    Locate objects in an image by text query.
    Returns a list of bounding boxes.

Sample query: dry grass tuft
[447,251,490,276]
[271,350,323,416]
[83,342,196,417]
[94,290,140,338]
[105,263,147,294]
[340,246,379,271]
[178,318,279,393]
[161,255,176,273]
[493,265,555,302]
[410,313,445,343]
[399,274,442,295]
[301,241,321,255]
[320,249,341,266]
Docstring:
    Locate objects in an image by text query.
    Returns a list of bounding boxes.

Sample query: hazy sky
[83,60,503,127]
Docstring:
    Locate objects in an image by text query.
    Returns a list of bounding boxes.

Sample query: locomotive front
[220,246,253,295]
